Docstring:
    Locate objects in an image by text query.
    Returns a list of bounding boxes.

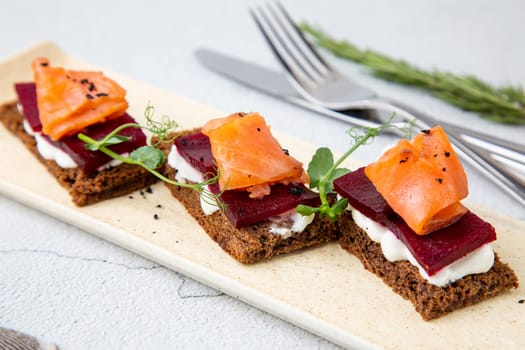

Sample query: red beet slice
[15,83,41,132]
[391,212,496,275]
[175,132,216,175]
[48,115,147,173]
[175,131,320,228]
[334,167,496,275]
[220,183,320,228]
[333,167,393,222]
[15,82,147,174]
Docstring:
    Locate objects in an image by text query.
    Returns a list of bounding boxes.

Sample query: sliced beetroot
[333,167,393,222]
[391,212,496,275]
[220,183,320,228]
[14,82,147,174]
[175,131,320,228]
[49,114,147,173]
[15,83,41,132]
[334,167,496,276]
[175,132,216,175]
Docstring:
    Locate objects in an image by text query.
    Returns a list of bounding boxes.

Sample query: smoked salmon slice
[365,126,468,235]
[32,57,128,140]
[202,112,308,198]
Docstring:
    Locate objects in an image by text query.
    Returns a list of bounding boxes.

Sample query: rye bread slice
[157,133,338,264]
[0,101,158,206]
[338,211,519,320]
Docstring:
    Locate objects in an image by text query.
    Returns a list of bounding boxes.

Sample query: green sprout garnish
[296,114,413,220]
[77,103,221,206]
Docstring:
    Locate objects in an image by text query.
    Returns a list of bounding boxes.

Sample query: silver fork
[250,2,525,206]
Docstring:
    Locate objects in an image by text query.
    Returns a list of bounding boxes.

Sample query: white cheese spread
[22,110,125,171]
[167,144,203,184]
[33,133,77,168]
[200,185,220,215]
[269,210,315,239]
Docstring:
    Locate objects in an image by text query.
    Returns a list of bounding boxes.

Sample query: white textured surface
[0,0,524,349]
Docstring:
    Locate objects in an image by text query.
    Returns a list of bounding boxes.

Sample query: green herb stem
[317,136,365,208]
[78,133,217,197]
[300,23,525,125]
[77,133,131,163]
[77,104,220,206]
[297,115,412,220]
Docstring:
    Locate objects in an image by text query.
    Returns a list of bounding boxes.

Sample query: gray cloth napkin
[0,328,58,350]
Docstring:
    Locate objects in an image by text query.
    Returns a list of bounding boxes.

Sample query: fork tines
[250,2,336,91]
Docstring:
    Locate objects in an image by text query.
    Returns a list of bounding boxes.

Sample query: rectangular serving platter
[1,42,523,349]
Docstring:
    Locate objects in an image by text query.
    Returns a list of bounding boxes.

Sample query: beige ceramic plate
[1,42,524,350]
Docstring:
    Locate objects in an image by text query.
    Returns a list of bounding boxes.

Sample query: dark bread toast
[338,211,519,320]
[0,101,158,206]
[157,133,338,263]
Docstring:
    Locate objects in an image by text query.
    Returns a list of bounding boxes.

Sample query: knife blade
[195,48,382,130]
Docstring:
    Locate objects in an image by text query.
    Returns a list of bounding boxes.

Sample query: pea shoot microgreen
[296,114,413,220]
[77,103,221,205]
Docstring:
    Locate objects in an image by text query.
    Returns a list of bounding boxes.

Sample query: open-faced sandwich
[157,112,338,263]
[332,126,519,320]
[0,58,158,205]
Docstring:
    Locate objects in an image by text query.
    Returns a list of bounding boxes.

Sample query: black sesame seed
[145,187,153,194]
[442,167,447,171]
[96,93,108,97]
[433,154,438,158]
[153,214,159,220]
[288,186,305,196]
[181,138,187,146]
[156,204,162,208]
[519,299,524,304]
[80,78,88,84]
[40,62,49,67]
[436,178,443,184]
[199,157,204,162]
[257,127,261,132]
[444,151,451,157]
[86,94,94,100]
[282,148,289,156]
[128,195,134,199]
[88,82,95,91]
[399,157,409,164]
[421,129,431,135]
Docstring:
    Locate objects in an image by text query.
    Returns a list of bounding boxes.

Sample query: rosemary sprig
[296,115,413,220]
[77,103,221,206]
[300,23,525,125]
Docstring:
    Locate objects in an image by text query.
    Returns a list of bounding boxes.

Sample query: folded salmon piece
[202,112,308,198]
[33,57,128,140]
[365,126,468,235]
